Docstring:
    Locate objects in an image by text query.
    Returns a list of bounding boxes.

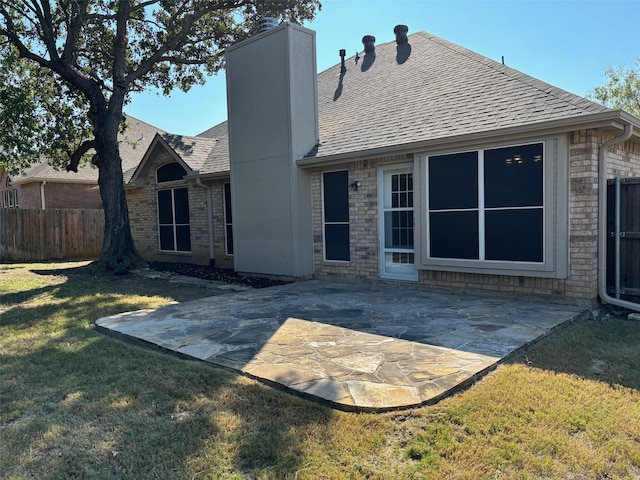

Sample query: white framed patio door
[379,164,418,281]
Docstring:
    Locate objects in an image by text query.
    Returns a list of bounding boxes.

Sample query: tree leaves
[0,0,320,269]
[0,44,93,174]
[589,58,640,118]
[0,0,321,171]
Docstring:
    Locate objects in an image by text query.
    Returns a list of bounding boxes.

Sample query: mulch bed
[148,261,290,289]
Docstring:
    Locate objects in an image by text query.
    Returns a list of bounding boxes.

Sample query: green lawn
[1,262,639,479]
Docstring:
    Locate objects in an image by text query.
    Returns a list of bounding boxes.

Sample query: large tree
[590,59,640,118]
[0,0,320,273]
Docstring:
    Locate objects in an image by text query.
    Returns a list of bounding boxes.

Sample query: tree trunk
[93,116,146,275]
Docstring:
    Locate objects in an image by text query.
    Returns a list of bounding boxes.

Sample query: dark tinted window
[157,162,187,183]
[323,170,349,222]
[484,143,543,208]
[485,209,543,262]
[175,225,191,252]
[224,183,233,223]
[429,151,478,210]
[159,226,174,251]
[430,211,479,259]
[173,188,189,224]
[325,224,350,261]
[157,187,190,252]
[323,171,349,261]
[224,183,233,255]
[157,189,173,224]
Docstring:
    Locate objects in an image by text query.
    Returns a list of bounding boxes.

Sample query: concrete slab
[95,280,589,411]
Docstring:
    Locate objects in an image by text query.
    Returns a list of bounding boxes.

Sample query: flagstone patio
[95,280,589,411]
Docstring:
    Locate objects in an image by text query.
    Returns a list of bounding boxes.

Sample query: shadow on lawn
[2,334,333,477]
[1,276,334,478]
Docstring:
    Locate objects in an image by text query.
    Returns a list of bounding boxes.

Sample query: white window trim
[321,169,350,262]
[419,137,568,279]
[3,189,18,208]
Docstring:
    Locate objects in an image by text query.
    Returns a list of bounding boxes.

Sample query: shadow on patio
[95,280,589,411]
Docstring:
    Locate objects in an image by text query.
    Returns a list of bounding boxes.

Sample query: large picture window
[323,170,350,261]
[156,162,190,252]
[427,142,544,264]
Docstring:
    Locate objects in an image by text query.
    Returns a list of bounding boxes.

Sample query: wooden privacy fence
[607,178,640,303]
[0,209,104,262]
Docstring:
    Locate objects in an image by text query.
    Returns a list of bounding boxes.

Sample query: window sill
[420,259,565,279]
[158,251,192,256]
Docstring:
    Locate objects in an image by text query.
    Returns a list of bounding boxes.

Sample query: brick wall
[43,182,103,209]
[310,129,640,306]
[1,171,102,209]
[209,179,234,269]
[311,155,409,279]
[126,150,212,265]
[17,183,42,209]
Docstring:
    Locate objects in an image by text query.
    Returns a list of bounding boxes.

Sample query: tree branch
[66,139,96,172]
[129,0,161,13]
[124,0,251,85]
[157,56,206,65]
[27,0,60,62]
[62,0,88,63]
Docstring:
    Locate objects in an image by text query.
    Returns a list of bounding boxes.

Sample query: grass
[1,261,640,479]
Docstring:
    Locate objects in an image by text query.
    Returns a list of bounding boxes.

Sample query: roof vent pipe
[257,17,279,33]
[362,35,375,53]
[339,49,346,72]
[394,25,409,44]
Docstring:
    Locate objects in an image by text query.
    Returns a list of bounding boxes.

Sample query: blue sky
[125,0,640,136]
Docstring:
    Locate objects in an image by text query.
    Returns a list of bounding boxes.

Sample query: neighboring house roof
[12,115,164,186]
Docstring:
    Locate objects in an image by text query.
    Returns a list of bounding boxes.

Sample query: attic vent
[362,35,375,53]
[257,17,278,33]
[394,25,408,44]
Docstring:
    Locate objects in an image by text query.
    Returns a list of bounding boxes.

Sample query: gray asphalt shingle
[17,29,612,183]
[309,31,609,159]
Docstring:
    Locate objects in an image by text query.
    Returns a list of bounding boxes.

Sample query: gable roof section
[127,132,219,184]
[307,30,611,161]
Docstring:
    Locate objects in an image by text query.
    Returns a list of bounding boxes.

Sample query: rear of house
[125,23,640,308]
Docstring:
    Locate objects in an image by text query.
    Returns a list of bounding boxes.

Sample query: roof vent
[394,25,409,44]
[362,35,375,53]
[257,17,279,33]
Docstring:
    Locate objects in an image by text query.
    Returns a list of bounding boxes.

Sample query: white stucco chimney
[226,22,318,277]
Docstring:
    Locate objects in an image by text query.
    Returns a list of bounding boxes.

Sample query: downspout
[195,177,215,265]
[40,180,46,209]
[597,123,640,312]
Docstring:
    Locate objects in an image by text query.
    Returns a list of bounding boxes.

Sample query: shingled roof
[14,29,615,185]
[125,132,225,183]
[308,30,610,160]
[190,29,612,173]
